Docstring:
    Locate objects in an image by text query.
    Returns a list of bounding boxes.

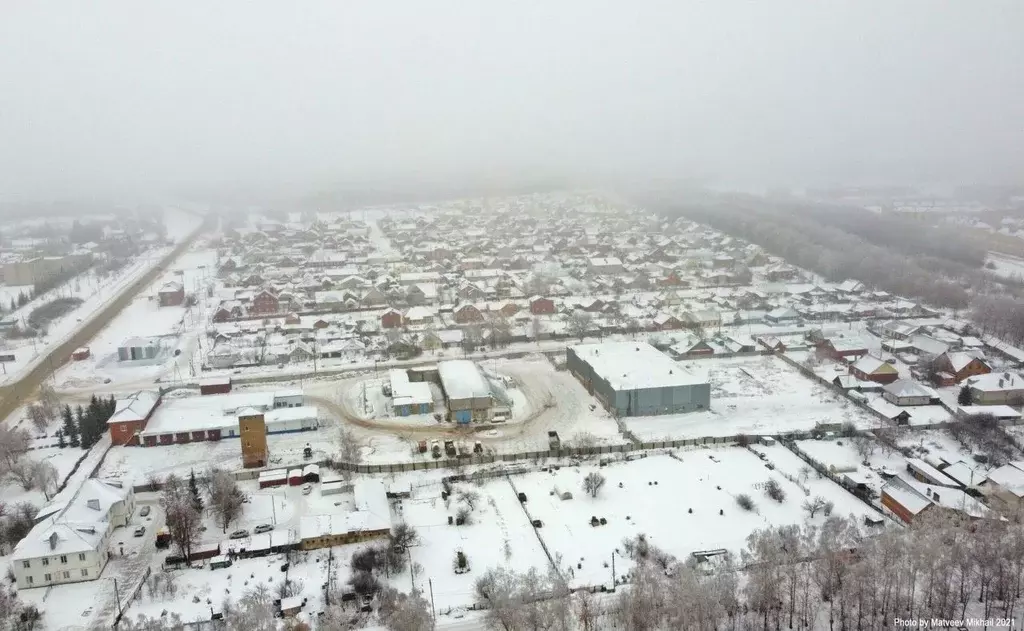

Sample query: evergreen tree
[61,404,80,448]
[188,469,204,513]
[75,404,90,448]
[958,385,972,406]
[57,429,66,449]
[17,291,28,307]
[8,298,15,311]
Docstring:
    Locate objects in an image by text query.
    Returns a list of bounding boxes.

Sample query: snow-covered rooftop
[571,341,707,390]
[107,390,161,425]
[389,369,433,407]
[12,479,129,561]
[966,371,1024,392]
[883,379,937,399]
[299,480,391,539]
[438,360,491,400]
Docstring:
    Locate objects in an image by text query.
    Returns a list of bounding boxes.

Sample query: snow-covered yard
[398,477,551,611]
[510,449,877,589]
[55,247,218,391]
[625,355,881,441]
[98,427,331,485]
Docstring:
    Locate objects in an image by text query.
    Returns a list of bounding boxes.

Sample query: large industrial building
[567,342,711,417]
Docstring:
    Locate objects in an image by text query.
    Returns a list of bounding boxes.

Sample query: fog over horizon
[1,1,1022,201]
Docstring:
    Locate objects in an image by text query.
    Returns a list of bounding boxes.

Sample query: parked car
[229,530,249,540]
[254,524,274,534]
[139,506,151,517]
[133,526,146,537]
[301,483,313,495]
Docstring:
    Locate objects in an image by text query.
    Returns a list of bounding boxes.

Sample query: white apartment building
[10,479,134,590]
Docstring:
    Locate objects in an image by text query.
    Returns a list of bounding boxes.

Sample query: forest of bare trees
[666,198,1013,310]
[466,510,1024,631]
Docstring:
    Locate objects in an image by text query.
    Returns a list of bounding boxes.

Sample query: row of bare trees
[159,468,248,562]
[464,509,1024,631]
[970,294,1024,347]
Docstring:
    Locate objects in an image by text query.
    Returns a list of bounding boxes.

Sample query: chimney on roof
[87,499,100,511]
[48,531,59,550]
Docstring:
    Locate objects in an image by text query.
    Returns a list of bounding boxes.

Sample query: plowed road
[0,218,209,423]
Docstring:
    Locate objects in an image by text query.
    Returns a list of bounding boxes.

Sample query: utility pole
[408,547,415,591]
[112,576,122,618]
[611,552,616,589]
[324,547,333,606]
[428,578,436,629]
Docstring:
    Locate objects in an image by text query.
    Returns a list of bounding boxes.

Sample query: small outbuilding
[199,377,232,396]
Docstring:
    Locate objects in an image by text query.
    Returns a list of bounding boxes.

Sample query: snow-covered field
[400,478,551,611]
[509,449,877,588]
[54,247,217,391]
[625,355,881,441]
[0,283,33,309]
[986,253,1024,281]
[0,251,173,384]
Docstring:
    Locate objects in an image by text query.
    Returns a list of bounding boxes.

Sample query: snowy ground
[897,429,979,467]
[399,478,552,611]
[508,449,876,589]
[97,426,332,485]
[0,250,176,384]
[793,438,908,496]
[0,283,33,308]
[985,253,1024,281]
[625,355,881,441]
[54,247,218,392]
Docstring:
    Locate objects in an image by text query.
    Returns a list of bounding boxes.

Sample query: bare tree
[570,431,598,449]
[160,474,201,561]
[208,468,245,533]
[574,589,601,631]
[763,479,785,503]
[851,433,876,460]
[33,460,59,499]
[224,584,278,631]
[802,496,828,518]
[530,316,543,344]
[457,489,481,511]
[566,311,594,342]
[336,426,362,476]
[378,586,432,631]
[582,472,606,498]
[0,426,30,480]
[26,405,49,435]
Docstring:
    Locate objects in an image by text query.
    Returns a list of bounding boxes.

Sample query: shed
[210,555,232,570]
[258,469,288,489]
[288,469,304,486]
[280,596,306,617]
[71,347,90,361]
[302,464,320,483]
[906,458,958,487]
[199,377,232,396]
[321,481,346,496]
[117,337,160,362]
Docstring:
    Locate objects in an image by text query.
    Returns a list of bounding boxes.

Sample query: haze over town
[1,2,1024,631]
[1,1,1023,201]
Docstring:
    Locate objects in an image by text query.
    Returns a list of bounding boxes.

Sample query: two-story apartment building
[10,479,133,590]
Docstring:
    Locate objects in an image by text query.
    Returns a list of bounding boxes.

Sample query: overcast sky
[1,1,1021,200]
